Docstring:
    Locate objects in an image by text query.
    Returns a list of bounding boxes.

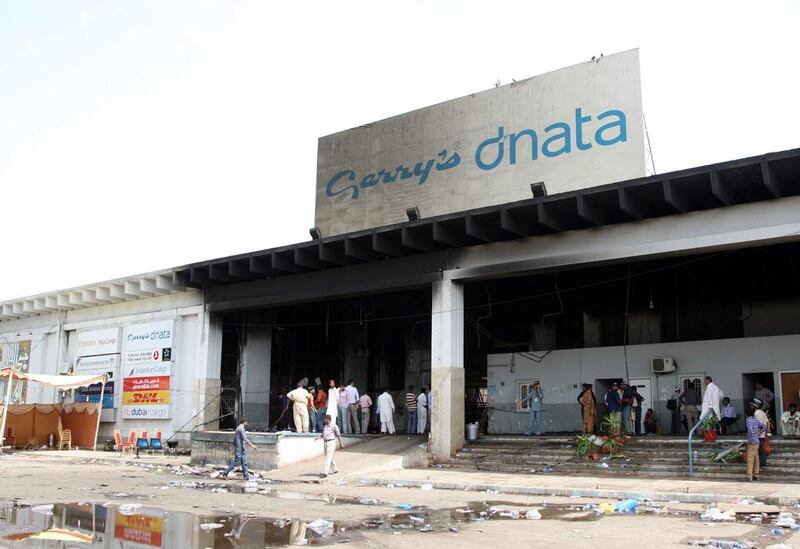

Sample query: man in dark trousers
[223,418,257,481]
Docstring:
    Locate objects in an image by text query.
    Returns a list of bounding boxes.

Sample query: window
[516,380,540,412]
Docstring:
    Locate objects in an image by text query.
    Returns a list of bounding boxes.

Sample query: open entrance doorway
[742,372,776,420]
[594,377,623,423]
[779,372,800,435]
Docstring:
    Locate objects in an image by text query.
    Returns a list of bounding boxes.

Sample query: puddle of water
[0,502,360,548]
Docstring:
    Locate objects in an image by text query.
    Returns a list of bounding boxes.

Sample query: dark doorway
[742,372,777,420]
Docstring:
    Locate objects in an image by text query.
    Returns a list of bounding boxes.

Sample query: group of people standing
[665,377,724,435]
[602,381,651,436]
[278,380,438,437]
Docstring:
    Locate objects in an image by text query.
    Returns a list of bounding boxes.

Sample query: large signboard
[77,327,121,357]
[75,354,119,410]
[122,320,174,420]
[114,510,163,547]
[315,49,645,236]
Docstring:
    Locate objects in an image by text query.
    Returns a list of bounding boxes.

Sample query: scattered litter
[420,483,433,491]
[31,504,54,515]
[308,519,334,537]
[455,508,472,514]
[484,489,499,494]
[775,513,798,528]
[525,509,542,520]
[687,541,754,548]
[700,507,736,522]
[449,527,458,533]
[118,503,142,516]
[409,516,425,524]
[765,544,792,549]
[419,524,434,532]
[211,488,228,494]
[614,499,639,513]
[387,484,396,489]
[397,504,413,510]
[243,481,258,494]
[770,528,785,536]
[199,523,224,531]
[596,463,609,469]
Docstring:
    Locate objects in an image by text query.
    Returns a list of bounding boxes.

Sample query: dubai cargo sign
[315,49,646,236]
[122,319,174,420]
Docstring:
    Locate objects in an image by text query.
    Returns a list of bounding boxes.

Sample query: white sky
[1,0,798,301]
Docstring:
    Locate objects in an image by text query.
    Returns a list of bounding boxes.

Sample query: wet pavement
[1,497,795,548]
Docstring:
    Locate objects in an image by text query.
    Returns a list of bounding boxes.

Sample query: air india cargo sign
[122,320,174,419]
[315,49,646,236]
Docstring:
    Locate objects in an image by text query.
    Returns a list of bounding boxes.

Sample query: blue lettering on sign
[326,107,628,201]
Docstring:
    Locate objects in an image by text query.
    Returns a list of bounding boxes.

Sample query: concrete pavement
[352,467,800,505]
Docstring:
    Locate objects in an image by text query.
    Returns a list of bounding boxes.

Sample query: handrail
[688,409,711,476]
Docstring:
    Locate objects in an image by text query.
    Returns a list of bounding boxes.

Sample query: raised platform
[190,430,375,471]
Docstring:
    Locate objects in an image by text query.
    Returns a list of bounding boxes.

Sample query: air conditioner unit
[651,356,677,374]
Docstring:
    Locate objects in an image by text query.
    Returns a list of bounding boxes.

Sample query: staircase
[446,436,800,482]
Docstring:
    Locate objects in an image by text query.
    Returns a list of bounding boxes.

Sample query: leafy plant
[576,434,592,458]
[602,437,620,456]
[601,412,622,436]
[700,415,720,432]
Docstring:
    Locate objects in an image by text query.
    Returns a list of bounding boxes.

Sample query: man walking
[667,386,682,435]
[752,398,770,468]
[405,385,417,434]
[358,391,373,434]
[681,381,700,433]
[287,381,312,433]
[519,382,544,436]
[745,406,765,481]
[417,387,429,434]
[318,415,344,479]
[223,418,257,481]
[377,388,396,435]
[344,379,360,435]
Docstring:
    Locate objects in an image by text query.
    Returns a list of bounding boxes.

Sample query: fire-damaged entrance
[218,288,432,432]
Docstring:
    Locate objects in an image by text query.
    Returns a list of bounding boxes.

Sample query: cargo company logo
[326,107,627,201]
[127,327,171,345]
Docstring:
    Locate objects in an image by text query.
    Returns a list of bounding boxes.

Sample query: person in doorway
[344,379,360,434]
[317,415,343,478]
[619,383,633,436]
[644,408,657,434]
[315,384,328,433]
[287,381,312,433]
[417,387,429,434]
[307,386,318,433]
[519,382,544,436]
[781,403,800,438]
[667,386,683,435]
[604,382,622,419]
[720,397,737,435]
[680,382,700,434]
[358,391,373,434]
[579,383,596,434]
[752,398,770,468]
[754,383,774,412]
[223,418,257,481]
[405,385,417,434]
[631,384,645,436]
[337,382,348,432]
[326,379,340,429]
[702,376,723,421]
[377,387,396,435]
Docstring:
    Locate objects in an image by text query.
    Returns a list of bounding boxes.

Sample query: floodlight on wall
[530,181,547,198]
[309,227,322,240]
[406,206,421,222]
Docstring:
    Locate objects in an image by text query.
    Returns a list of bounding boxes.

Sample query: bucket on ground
[466,423,479,441]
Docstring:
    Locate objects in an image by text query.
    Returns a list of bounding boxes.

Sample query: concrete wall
[487,334,800,434]
[0,290,207,447]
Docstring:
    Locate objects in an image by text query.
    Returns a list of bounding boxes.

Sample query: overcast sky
[1,1,798,301]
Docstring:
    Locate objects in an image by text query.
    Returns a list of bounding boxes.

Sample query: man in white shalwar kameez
[326,379,340,426]
[702,376,723,419]
[417,387,429,434]
[377,388,396,434]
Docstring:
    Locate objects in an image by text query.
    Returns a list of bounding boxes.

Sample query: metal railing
[688,409,711,476]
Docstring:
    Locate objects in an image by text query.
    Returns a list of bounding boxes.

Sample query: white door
[629,377,653,433]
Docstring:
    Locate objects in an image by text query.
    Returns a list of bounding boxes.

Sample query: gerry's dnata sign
[315,49,645,236]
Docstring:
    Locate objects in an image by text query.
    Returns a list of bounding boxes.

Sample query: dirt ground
[1,452,799,548]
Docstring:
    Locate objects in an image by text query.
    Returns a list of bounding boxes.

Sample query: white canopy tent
[0,368,107,451]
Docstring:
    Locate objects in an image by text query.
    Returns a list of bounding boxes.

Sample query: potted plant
[700,415,720,442]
